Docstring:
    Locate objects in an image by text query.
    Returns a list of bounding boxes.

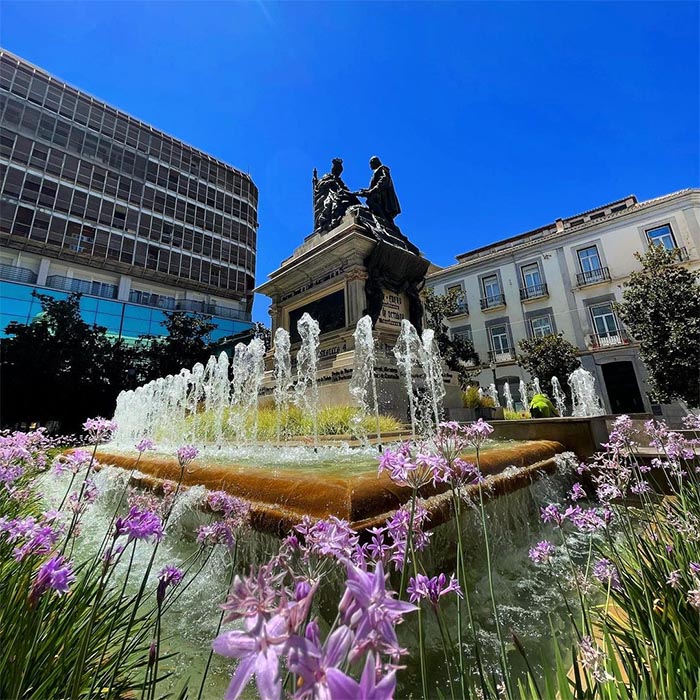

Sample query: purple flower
[540,504,564,526]
[326,652,396,700]
[667,570,681,588]
[528,540,556,565]
[578,635,613,683]
[135,438,155,453]
[197,520,237,549]
[463,418,494,447]
[288,620,353,699]
[407,572,462,607]
[213,613,289,700]
[687,587,700,611]
[295,515,360,563]
[221,562,287,624]
[176,444,199,468]
[30,554,75,603]
[384,502,431,571]
[338,560,416,661]
[114,507,163,542]
[156,564,183,604]
[0,515,60,561]
[378,444,434,489]
[51,449,93,475]
[569,483,586,501]
[593,558,621,591]
[83,417,117,444]
[689,562,700,575]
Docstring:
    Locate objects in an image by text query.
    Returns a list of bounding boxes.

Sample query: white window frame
[482,275,502,306]
[530,315,553,338]
[578,245,602,274]
[646,224,676,250]
[521,262,542,291]
[589,303,621,345]
[489,324,511,360]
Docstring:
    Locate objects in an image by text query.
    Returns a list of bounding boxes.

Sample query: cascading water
[568,367,604,417]
[294,313,321,448]
[551,376,567,417]
[418,328,445,435]
[503,382,515,412]
[519,379,529,410]
[272,328,293,444]
[393,319,422,441]
[533,377,542,396]
[349,315,381,446]
[487,383,500,407]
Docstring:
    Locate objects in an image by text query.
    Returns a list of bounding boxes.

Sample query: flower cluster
[83,417,118,444]
[407,572,462,607]
[529,539,556,565]
[29,554,75,604]
[156,564,183,604]
[176,444,199,468]
[114,506,164,543]
[0,513,61,561]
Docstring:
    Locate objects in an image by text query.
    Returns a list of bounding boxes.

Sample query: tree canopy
[518,333,581,398]
[616,245,700,407]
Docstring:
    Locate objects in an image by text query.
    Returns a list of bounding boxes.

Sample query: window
[590,303,619,338]
[521,263,542,290]
[647,224,676,250]
[530,315,553,338]
[489,324,511,360]
[481,275,503,308]
[578,245,602,273]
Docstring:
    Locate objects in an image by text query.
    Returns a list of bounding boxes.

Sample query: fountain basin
[96,439,565,535]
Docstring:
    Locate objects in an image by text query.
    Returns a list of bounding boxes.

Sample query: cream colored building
[426,188,700,418]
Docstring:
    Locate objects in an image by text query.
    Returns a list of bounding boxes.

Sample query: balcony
[174,298,247,321]
[589,330,630,349]
[129,290,177,310]
[674,246,690,262]
[447,295,469,317]
[0,263,38,284]
[45,275,118,299]
[519,283,549,301]
[576,267,611,287]
[488,349,516,363]
[480,293,506,311]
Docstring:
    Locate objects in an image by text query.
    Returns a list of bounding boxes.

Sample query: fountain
[487,383,501,408]
[293,313,321,448]
[503,382,515,413]
[393,319,422,441]
[418,328,445,435]
[272,328,294,443]
[518,379,530,409]
[551,376,568,417]
[568,367,605,417]
[349,315,381,445]
[533,377,542,396]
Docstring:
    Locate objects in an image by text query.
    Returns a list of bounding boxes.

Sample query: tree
[518,333,581,397]
[1,293,138,432]
[141,311,217,380]
[616,245,700,407]
[423,287,480,389]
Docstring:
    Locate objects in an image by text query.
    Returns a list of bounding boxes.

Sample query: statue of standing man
[355,156,401,227]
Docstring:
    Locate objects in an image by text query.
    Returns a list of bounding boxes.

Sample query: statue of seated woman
[312,158,360,233]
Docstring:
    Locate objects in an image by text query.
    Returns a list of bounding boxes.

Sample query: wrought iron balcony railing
[45,275,118,299]
[0,263,37,284]
[519,283,549,301]
[488,349,516,363]
[576,267,611,287]
[480,293,506,310]
[447,295,469,316]
[589,330,630,349]
[674,246,690,262]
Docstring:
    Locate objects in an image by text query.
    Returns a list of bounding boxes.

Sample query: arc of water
[533,377,542,396]
[349,315,381,446]
[419,328,445,435]
[503,381,514,413]
[294,313,321,448]
[393,319,421,441]
[273,328,293,444]
[551,376,567,417]
[568,367,604,417]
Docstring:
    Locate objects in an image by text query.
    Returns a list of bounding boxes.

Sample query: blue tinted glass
[121,318,152,337]
[81,297,99,312]
[124,303,153,321]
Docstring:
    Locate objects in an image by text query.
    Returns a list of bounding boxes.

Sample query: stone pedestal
[256,209,448,418]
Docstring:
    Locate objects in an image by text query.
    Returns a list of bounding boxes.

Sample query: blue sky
[2,1,698,323]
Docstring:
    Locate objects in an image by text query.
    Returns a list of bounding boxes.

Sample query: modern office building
[0,50,257,341]
[426,188,700,420]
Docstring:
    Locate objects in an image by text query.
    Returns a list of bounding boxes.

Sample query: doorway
[601,361,645,414]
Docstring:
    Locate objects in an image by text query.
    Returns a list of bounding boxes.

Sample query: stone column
[345,267,368,327]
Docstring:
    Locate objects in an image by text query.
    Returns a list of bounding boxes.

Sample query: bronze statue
[355,156,401,226]
[312,158,359,233]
